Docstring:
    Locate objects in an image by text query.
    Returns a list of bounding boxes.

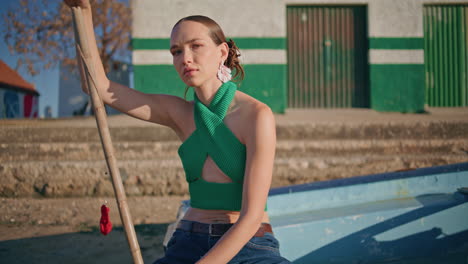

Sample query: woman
[65,1,290,263]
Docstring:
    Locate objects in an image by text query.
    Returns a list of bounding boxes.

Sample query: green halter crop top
[178,81,266,211]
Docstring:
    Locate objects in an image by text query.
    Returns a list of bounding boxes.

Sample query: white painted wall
[132,0,285,38]
[133,0,467,39]
[368,0,424,37]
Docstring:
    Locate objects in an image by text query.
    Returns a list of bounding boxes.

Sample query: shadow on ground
[0,223,169,264]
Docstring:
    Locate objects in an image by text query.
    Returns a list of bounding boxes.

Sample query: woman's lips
[184,68,197,76]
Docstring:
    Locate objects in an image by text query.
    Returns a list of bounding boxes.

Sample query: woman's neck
[193,78,223,106]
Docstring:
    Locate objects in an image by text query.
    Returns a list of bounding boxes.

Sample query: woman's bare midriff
[183,207,270,224]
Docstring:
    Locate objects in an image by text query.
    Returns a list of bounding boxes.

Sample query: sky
[1,0,60,118]
[2,0,132,118]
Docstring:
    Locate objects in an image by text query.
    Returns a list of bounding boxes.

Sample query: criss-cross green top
[178,81,265,211]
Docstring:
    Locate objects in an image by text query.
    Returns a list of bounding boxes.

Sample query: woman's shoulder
[235,90,274,120]
[233,91,275,141]
[231,91,276,148]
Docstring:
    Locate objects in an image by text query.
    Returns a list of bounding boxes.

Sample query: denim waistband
[177,220,273,237]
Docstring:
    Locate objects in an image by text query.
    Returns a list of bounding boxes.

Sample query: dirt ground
[0,196,189,264]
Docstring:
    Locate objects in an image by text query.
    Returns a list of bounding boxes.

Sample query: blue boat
[165,162,468,263]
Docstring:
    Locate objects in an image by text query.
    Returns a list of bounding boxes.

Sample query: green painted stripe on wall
[133,64,286,113]
[242,64,287,113]
[132,37,286,50]
[370,64,425,113]
[132,39,170,50]
[133,65,185,97]
[369,38,424,49]
[232,38,286,49]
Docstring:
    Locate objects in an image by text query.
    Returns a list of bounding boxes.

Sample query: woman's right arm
[65,0,184,130]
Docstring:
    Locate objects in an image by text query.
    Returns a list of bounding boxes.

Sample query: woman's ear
[220,42,229,62]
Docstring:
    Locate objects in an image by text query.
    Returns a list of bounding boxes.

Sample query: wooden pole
[70,6,144,264]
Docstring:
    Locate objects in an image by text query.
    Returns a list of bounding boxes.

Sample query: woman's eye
[171,50,181,56]
[192,44,201,49]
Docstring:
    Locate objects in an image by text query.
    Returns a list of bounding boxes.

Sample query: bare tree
[2,0,131,76]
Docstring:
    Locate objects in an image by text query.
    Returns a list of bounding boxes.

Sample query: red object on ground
[100,204,112,235]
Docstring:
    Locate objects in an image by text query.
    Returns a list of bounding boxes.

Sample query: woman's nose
[182,50,193,64]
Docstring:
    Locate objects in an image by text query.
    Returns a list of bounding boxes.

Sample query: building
[131,0,467,113]
[58,60,131,117]
[0,60,39,118]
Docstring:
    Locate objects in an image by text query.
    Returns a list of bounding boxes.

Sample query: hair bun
[225,39,244,81]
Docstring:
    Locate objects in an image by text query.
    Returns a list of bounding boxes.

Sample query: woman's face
[170,21,227,88]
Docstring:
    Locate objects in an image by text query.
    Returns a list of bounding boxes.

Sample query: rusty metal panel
[424,5,468,107]
[287,6,368,108]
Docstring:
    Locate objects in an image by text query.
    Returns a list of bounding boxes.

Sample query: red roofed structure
[0,59,40,118]
[0,60,39,95]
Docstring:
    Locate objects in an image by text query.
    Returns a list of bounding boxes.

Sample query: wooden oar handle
[70,6,144,264]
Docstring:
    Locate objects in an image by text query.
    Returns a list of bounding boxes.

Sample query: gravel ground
[0,196,188,264]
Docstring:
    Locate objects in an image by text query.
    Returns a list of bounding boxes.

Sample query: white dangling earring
[217,60,232,83]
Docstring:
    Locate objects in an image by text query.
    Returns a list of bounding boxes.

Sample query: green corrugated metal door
[286,6,369,108]
[424,5,468,107]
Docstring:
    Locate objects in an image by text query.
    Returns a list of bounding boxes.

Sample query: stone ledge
[1,156,466,198]
[1,121,467,143]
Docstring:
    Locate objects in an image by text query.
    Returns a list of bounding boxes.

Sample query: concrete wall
[368,0,425,112]
[367,0,466,112]
[132,0,288,112]
[0,88,39,118]
[132,0,467,113]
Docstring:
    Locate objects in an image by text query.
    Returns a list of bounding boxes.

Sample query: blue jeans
[153,224,291,264]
